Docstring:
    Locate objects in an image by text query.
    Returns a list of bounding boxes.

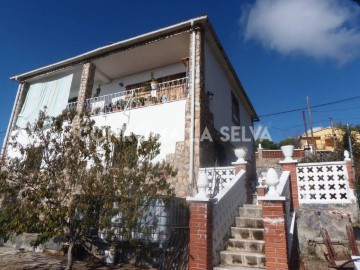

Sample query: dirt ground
[0,246,156,270]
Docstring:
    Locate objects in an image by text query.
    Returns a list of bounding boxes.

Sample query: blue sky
[1,0,360,147]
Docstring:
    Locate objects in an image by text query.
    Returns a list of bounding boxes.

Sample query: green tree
[0,111,176,270]
[256,139,279,150]
[278,137,301,148]
[334,125,360,173]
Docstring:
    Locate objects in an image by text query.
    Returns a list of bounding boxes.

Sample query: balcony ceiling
[93,33,190,81]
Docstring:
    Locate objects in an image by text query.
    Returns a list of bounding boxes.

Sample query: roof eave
[10,15,259,121]
[10,15,208,82]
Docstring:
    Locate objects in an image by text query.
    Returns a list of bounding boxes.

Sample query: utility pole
[347,123,354,163]
[307,96,316,154]
[330,117,336,149]
[302,111,309,149]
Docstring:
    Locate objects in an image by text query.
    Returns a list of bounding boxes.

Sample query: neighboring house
[299,126,360,152]
[2,15,259,197]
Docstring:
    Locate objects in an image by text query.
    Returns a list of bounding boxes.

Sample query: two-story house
[2,15,259,197]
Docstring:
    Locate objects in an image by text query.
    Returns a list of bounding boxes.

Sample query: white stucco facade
[92,100,186,162]
[204,40,254,160]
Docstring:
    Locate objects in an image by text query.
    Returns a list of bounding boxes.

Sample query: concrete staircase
[214,204,265,270]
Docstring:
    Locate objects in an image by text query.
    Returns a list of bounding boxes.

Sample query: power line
[269,118,329,132]
[259,95,360,118]
[312,105,360,113]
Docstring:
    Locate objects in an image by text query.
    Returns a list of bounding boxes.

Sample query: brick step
[231,228,264,240]
[214,265,265,270]
[239,207,263,218]
[219,250,265,268]
[227,239,265,253]
[235,217,264,229]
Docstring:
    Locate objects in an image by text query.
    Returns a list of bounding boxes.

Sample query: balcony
[67,77,188,115]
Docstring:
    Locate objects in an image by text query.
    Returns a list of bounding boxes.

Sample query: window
[231,92,240,126]
[325,138,334,147]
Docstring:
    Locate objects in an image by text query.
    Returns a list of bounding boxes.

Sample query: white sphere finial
[265,168,280,197]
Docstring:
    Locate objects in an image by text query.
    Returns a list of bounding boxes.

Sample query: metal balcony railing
[77,77,188,116]
[66,101,78,112]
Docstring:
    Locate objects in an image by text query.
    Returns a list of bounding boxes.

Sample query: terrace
[67,76,188,115]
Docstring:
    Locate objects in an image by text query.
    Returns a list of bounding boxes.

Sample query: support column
[233,161,247,175]
[185,25,204,196]
[280,160,298,210]
[346,159,355,190]
[2,82,30,158]
[187,169,214,269]
[76,62,96,114]
[261,199,289,270]
[186,198,214,270]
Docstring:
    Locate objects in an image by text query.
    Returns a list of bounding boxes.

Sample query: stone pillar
[261,199,289,270]
[76,62,96,114]
[258,168,290,269]
[232,160,247,175]
[186,198,214,270]
[256,185,266,197]
[184,25,204,196]
[193,27,204,171]
[2,82,30,158]
[280,160,298,210]
[258,147,264,163]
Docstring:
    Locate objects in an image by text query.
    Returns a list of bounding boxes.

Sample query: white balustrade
[296,161,350,204]
[201,166,236,198]
[212,170,247,265]
[66,101,78,112]
[74,77,188,116]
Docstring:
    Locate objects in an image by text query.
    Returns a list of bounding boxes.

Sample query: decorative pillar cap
[279,160,298,164]
[194,169,208,199]
[344,150,351,161]
[265,168,280,197]
[234,146,247,163]
[232,160,248,165]
[280,145,295,162]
